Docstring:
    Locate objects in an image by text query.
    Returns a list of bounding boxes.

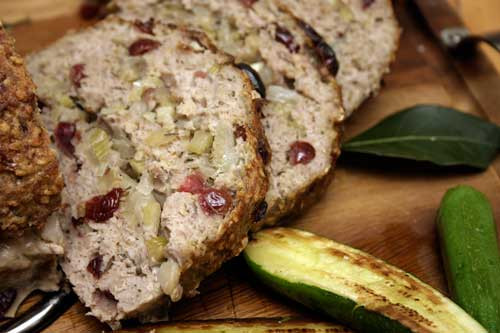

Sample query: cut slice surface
[27,19,267,326]
[114,0,345,228]
[274,0,401,115]
[244,228,487,333]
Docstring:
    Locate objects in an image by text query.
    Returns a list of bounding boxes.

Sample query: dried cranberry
[315,41,339,76]
[179,173,205,194]
[55,122,76,157]
[128,39,161,56]
[239,0,258,7]
[362,0,375,9]
[70,64,86,88]
[236,63,266,98]
[85,188,124,222]
[0,288,16,319]
[252,200,268,222]
[194,71,208,79]
[258,140,270,165]
[275,26,300,53]
[87,254,103,279]
[199,188,232,216]
[297,20,322,45]
[234,125,247,141]
[134,18,155,35]
[297,20,339,76]
[288,141,316,165]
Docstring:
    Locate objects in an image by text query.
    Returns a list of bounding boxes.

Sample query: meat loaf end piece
[0,25,64,235]
[27,19,267,326]
[113,0,345,228]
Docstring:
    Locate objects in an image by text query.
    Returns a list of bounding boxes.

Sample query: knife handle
[0,289,76,333]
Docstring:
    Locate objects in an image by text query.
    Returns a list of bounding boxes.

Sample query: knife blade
[412,0,500,55]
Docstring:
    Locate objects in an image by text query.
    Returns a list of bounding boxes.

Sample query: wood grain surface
[1,1,500,332]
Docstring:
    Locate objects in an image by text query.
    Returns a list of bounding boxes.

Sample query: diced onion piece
[158,260,183,301]
[250,62,273,86]
[99,167,137,192]
[187,130,213,155]
[146,236,168,262]
[212,122,237,171]
[267,85,299,103]
[88,128,112,163]
[145,130,175,147]
[154,87,175,106]
[129,159,146,176]
[56,95,75,108]
[339,2,354,21]
[142,198,161,235]
[155,105,176,131]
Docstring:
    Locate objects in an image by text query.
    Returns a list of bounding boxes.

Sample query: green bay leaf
[342,105,500,169]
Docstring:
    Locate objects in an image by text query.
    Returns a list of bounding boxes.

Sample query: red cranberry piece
[55,122,76,157]
[298,21,339,76]
[134,18,155,35]
[70,64,86,88]
[362,0,375,9]
[194,71,208,79]
[252,200,268,222]
[316,41,339,76]
[0,288,16,319]
[239,0,258,7]
[128,39,161,56]
[179,173,205,194]
[275,26,300,53]
[87,254,103,279]
[199,188,232,216]
[85,188,125,222]
[234,125,247,141]
[288,141,316,165]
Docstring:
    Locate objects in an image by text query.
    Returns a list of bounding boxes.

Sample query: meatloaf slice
[0,24,64,235]
[27,19,267,326]
[275,0,401,115]
[113,0,344,228]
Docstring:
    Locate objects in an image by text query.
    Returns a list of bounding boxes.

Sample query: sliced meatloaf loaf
[27,19,268,326]
[275,0,401,115]
[113,0,345,228]
[0,24,63,235]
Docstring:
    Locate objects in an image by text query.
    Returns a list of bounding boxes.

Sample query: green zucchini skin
[244,227,487,333]
[437,185,500,333]
[244,257,411,333]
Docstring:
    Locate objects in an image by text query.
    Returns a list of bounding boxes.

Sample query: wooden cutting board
[3,1,500,332]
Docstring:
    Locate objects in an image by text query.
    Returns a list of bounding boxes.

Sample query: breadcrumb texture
[0,25,63,235]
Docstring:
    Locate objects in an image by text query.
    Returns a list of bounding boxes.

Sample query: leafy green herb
[342,105,500,169]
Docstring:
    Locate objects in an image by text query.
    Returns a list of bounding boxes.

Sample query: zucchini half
[244,228,487,333]
[117,318,352,332]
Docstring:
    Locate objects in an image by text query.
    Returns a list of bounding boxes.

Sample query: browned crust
[0,25,63,236]
[253,7,345,230]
